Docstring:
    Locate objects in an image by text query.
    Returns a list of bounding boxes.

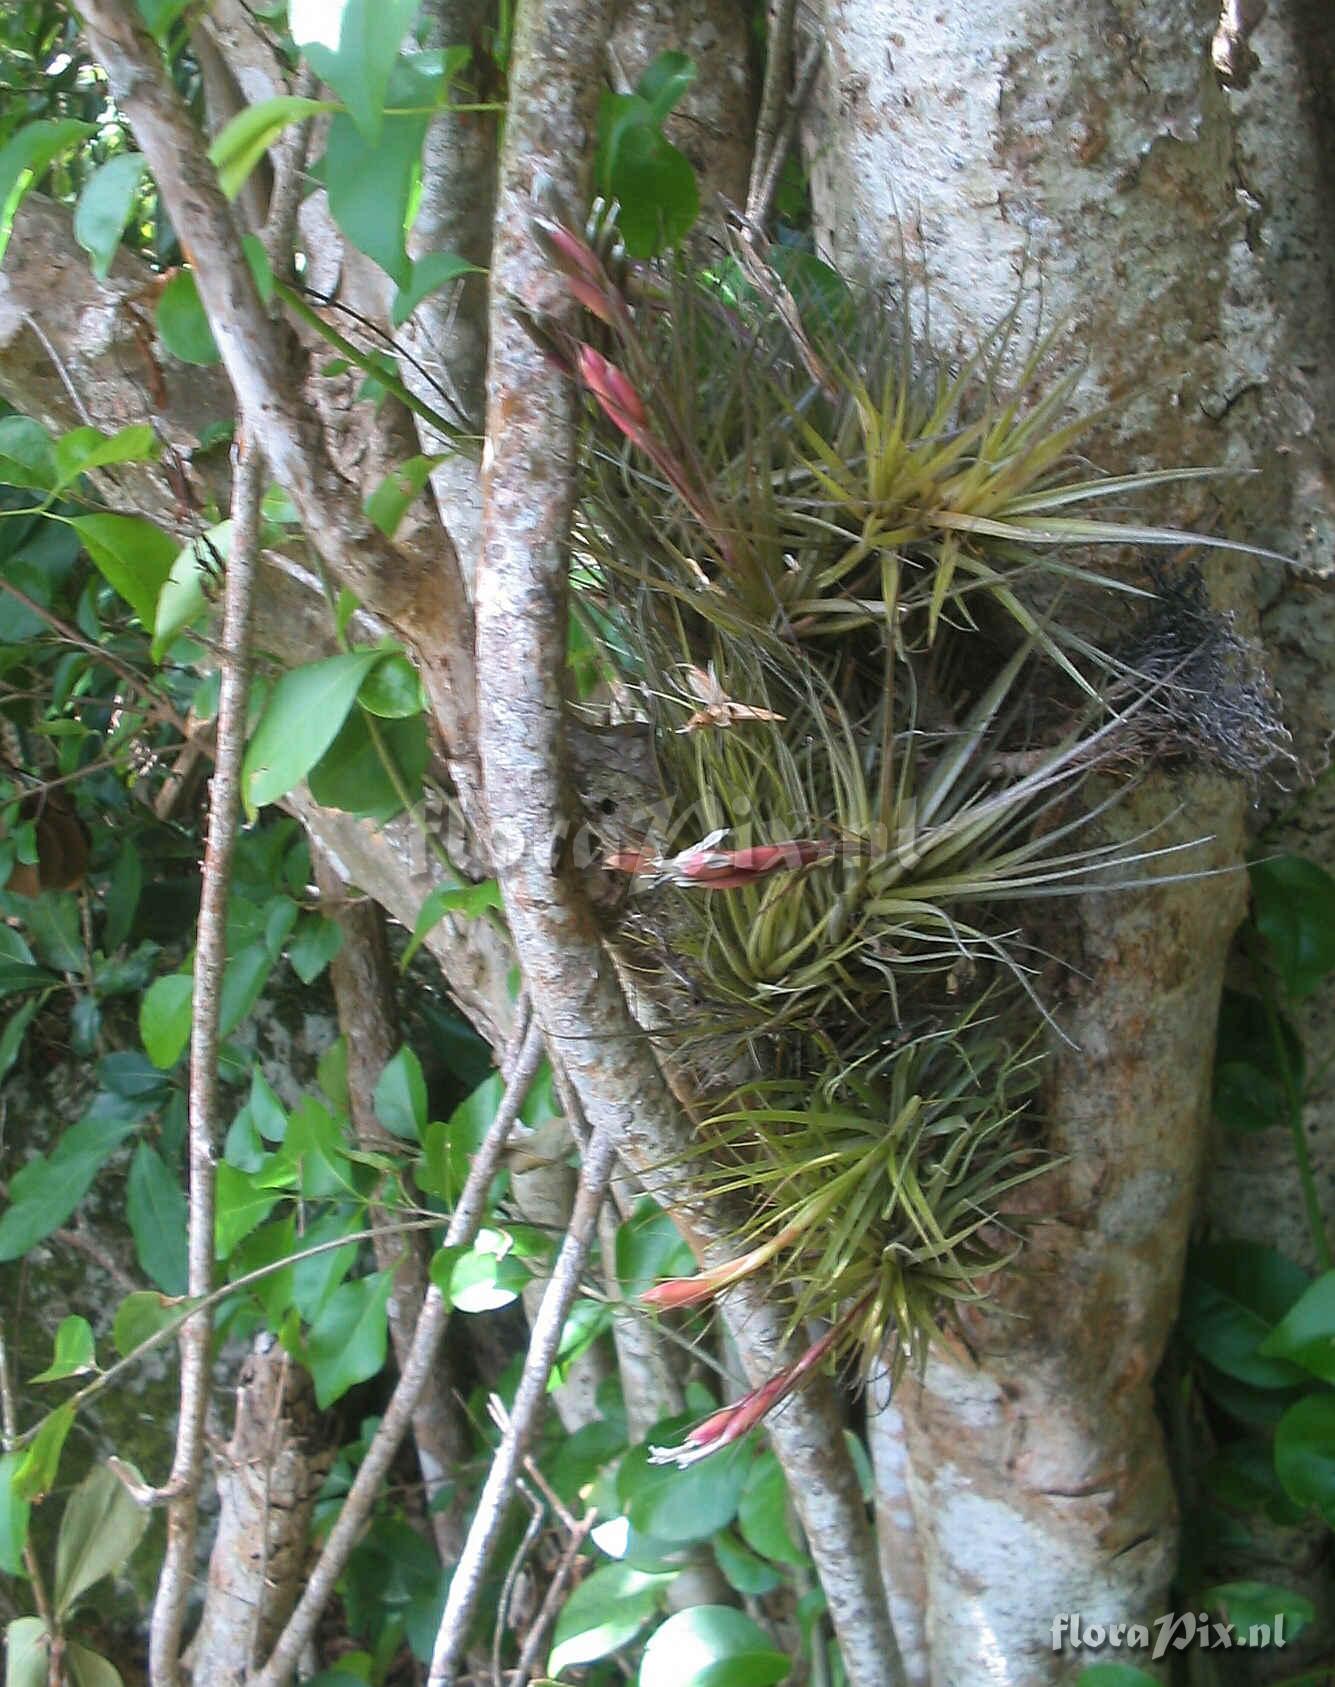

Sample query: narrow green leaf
[153,521,230,660]
[0,120,96,264]
[242,651,379,814]
[73,155,148,280]
[401,878,501,968]
[14,1401,75,1502]
[53,1464,148,1619]
[53,423,157,490]
[365,456,445,538]
[31,1316,96,1383]
[390,252,480,328]
[0,1453,31,1576]
[126,1143,188,1294]
[207,95,335,200]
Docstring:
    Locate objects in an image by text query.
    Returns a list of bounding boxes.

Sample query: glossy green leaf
[634,50,696,124]
[547,1561,674,1675]
[13,1401,75,1501]
[112,1290,185,1357]
[242,651,379,815]
[229,1216,296,1322]
[448,1232,530,1313]
[618,1421,750,1544]
[219,942,274,1037]
[324,109,425,285]
[1275,1394,1335,1524]
[358,650,424,718]
[135,0,194,36]
[306,1270,394,1407]
[738,1449,806,1567]
[615,1198,695,1299]
[0,120,95,264]
[390,252,480,329]
[0,1118,137,1262]
[638,1607,788,1687]
[611,123,697,257]
[288,913,343,983]
[365,456,444,537]
[215,1162,282,1258]
[712,1529,781,1596]
[0,415,56,490]
[1180,1244,1312,1390]
[290,1209,361,1320]
[401,878,501,968]
[289,0,419,141]
[0,1453,31,1577]
[140,971,192,1069]
[4,1617,49,1687]
[153,520,230,660]
[248,1069,289,1144]
[155,270,220,366]
[208,95,335,200]
[69,513,177,626]
[65,1643,124,1687]
[73,154,147,280]
[30,1316,96,1383]
[54,423,157,490]
[127,1143,188,1294]
[1250,855,1335,1000]
[373,1044,426,1142]
[306,705,427,821]
[54,1463,149,1618]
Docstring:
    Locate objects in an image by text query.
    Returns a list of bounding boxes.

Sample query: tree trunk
[807,1,1325,1678]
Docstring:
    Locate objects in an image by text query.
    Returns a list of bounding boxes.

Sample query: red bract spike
[565,274,619,326]
[576,344,649,429]
[666,839,835,889]
[532,216,607,287]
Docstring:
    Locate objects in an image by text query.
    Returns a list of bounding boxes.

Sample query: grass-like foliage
[535,212,1283,1393]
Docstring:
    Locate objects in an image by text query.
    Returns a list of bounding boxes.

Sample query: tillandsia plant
[531,207,1289,1457]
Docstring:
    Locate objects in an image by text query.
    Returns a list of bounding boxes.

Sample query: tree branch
[249,1033,544,1687]
[473,3,902,1682]
[72,0,480,805]
[148,439,263,1687]
[427,1125,619,1683]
